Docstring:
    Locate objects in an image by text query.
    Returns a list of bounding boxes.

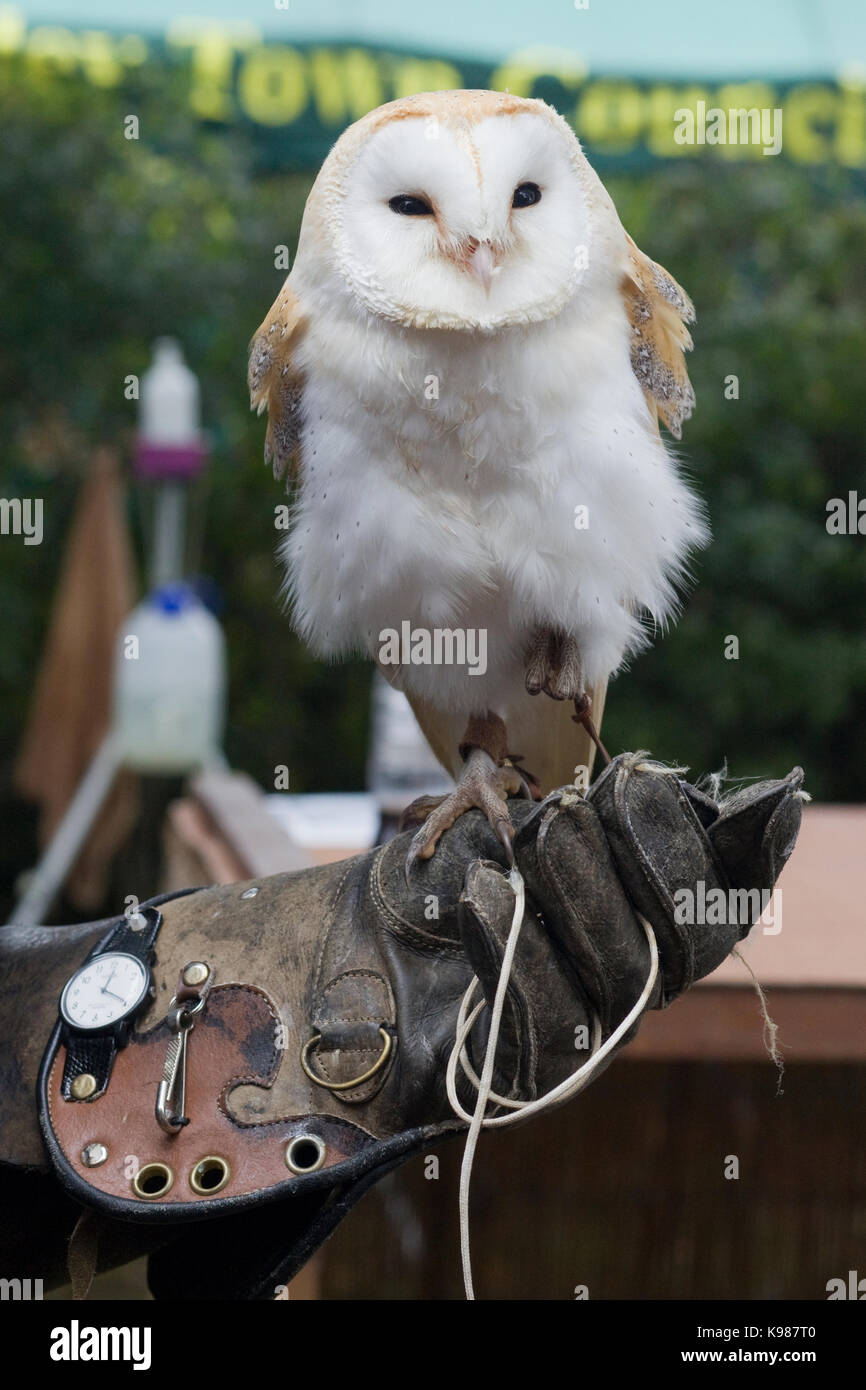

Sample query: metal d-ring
[300,1026,393,1091]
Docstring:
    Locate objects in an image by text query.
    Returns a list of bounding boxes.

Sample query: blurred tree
[603,163,866,800]
[0,61,863,917]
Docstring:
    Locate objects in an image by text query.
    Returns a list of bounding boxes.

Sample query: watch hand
[102,988,127,1003]
[101,968,117,995]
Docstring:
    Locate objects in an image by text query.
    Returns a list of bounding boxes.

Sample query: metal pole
[151,481,186,589]
[7,734,123,927]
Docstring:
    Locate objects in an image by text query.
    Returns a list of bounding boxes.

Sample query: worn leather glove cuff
[15,753,804,1298]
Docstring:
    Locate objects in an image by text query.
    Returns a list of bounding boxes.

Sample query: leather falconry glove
[0,753,804,1299]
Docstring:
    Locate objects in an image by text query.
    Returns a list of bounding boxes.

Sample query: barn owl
[249,90,707,869]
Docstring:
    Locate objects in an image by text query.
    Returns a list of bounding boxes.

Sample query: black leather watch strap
[60,907,163,1100]
[61,1034,115,1099]
[106,907,163,963]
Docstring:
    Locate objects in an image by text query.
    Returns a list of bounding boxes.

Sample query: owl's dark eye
[512,182,542,209]
[388,194,434,216]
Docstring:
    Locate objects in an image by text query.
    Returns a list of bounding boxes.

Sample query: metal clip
[156,995,205,1134]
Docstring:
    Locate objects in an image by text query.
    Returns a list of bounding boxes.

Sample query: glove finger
[458,860,591,1103]
[708,768,804,909]
[513,793,657,1037]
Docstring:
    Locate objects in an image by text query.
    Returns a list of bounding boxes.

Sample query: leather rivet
[182,961,209,987]
[71,1073,97,1100]
[81,1141,108,1167]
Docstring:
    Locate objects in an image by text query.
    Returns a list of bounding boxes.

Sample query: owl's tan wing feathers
[621,234,695,439]
[248,285,306,482]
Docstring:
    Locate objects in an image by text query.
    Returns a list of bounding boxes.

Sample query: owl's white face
[331,111,594,332]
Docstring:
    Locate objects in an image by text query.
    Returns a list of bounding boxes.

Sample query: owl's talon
[496,818,516,866]
[572,693,612,766]
[404,839,424,885]
[402,746,523,871]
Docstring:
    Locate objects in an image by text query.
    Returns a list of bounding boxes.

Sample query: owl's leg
[402,712,531,877]
[525,629,611,762]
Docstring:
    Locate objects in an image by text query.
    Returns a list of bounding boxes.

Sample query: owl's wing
[248,283,306,481]
[621,234,695,440]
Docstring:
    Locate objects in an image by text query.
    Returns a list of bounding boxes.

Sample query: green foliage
[604,164,866,798]
[0,58,863,873]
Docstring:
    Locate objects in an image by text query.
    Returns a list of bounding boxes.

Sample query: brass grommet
[70,1073,97,1100]
[132,1162,174,1200]
[285,1135,326,1175]
[189,1155,231,1196]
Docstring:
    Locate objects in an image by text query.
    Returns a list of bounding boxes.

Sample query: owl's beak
[467,241,496,293]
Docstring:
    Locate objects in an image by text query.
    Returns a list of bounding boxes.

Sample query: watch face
[60,953,149,1030]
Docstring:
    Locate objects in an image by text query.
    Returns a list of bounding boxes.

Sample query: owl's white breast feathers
[277,280,706,716]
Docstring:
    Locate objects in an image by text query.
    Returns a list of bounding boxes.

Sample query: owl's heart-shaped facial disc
[330,103,596,331]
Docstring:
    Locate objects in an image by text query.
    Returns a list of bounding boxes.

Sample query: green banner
[1,8,864,169]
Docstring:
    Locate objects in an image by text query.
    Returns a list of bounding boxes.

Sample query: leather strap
[107,908,163,961]
[306,859,397,1104]
[60,907,163,1100]
[60,1034,115,1102]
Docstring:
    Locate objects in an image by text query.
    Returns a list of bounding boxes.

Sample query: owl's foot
[525,629,583,700]
[403,749,527,879]
[402,711,531,879]
[524,631,611,765]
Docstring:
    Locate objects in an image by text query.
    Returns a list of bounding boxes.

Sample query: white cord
[454,866,525,1300]
[450,863,659,1300]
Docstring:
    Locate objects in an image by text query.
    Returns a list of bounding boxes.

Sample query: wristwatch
[58,907,162,1101]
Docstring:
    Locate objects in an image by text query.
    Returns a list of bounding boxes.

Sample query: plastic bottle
[113,584,225,773]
